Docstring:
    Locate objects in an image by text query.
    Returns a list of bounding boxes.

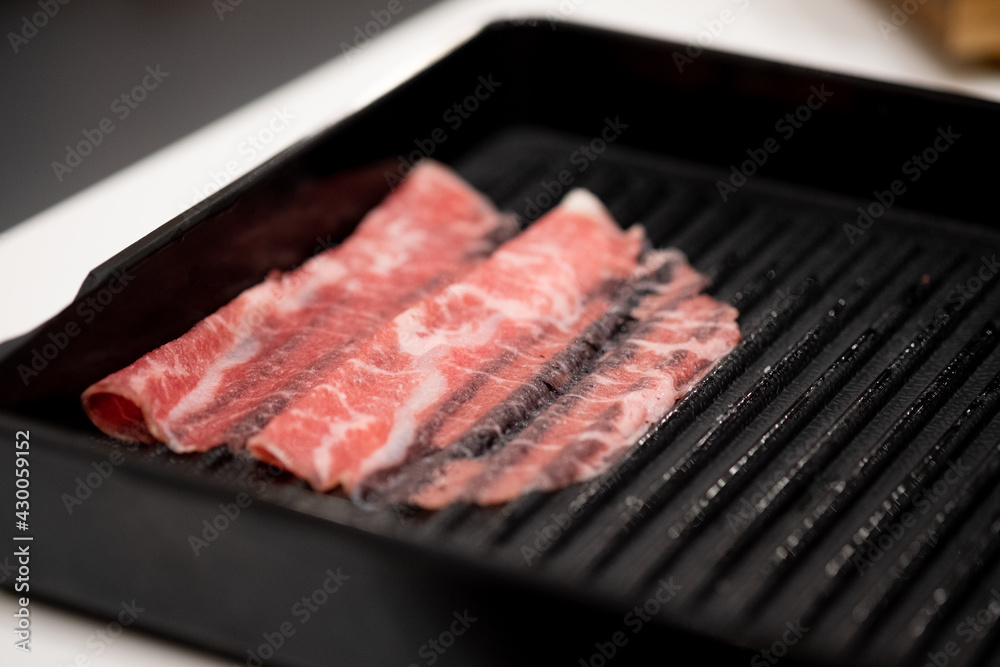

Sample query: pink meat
[82,160,514,451]
[246,189,645,493]
[410,287,740,509]
[365,248,709,504]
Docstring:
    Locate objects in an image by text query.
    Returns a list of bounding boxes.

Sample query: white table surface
[4,0,1000,664]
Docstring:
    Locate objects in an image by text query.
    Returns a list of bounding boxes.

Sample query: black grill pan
[3,21,1000,667]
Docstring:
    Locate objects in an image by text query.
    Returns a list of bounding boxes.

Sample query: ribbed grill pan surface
[95,125,1000,666]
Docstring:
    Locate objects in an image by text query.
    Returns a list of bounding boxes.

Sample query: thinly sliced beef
[82,161,514,451]
[362,248,709,504]
[408,287,740,509]
[246,190,645,493]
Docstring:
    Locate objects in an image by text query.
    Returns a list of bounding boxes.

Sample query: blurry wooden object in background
[882,0,1000,61]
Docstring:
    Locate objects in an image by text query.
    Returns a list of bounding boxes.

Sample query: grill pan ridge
[3,21,1000,667]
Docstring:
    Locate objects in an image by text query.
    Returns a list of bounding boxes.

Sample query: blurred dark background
[0,0,440,233]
